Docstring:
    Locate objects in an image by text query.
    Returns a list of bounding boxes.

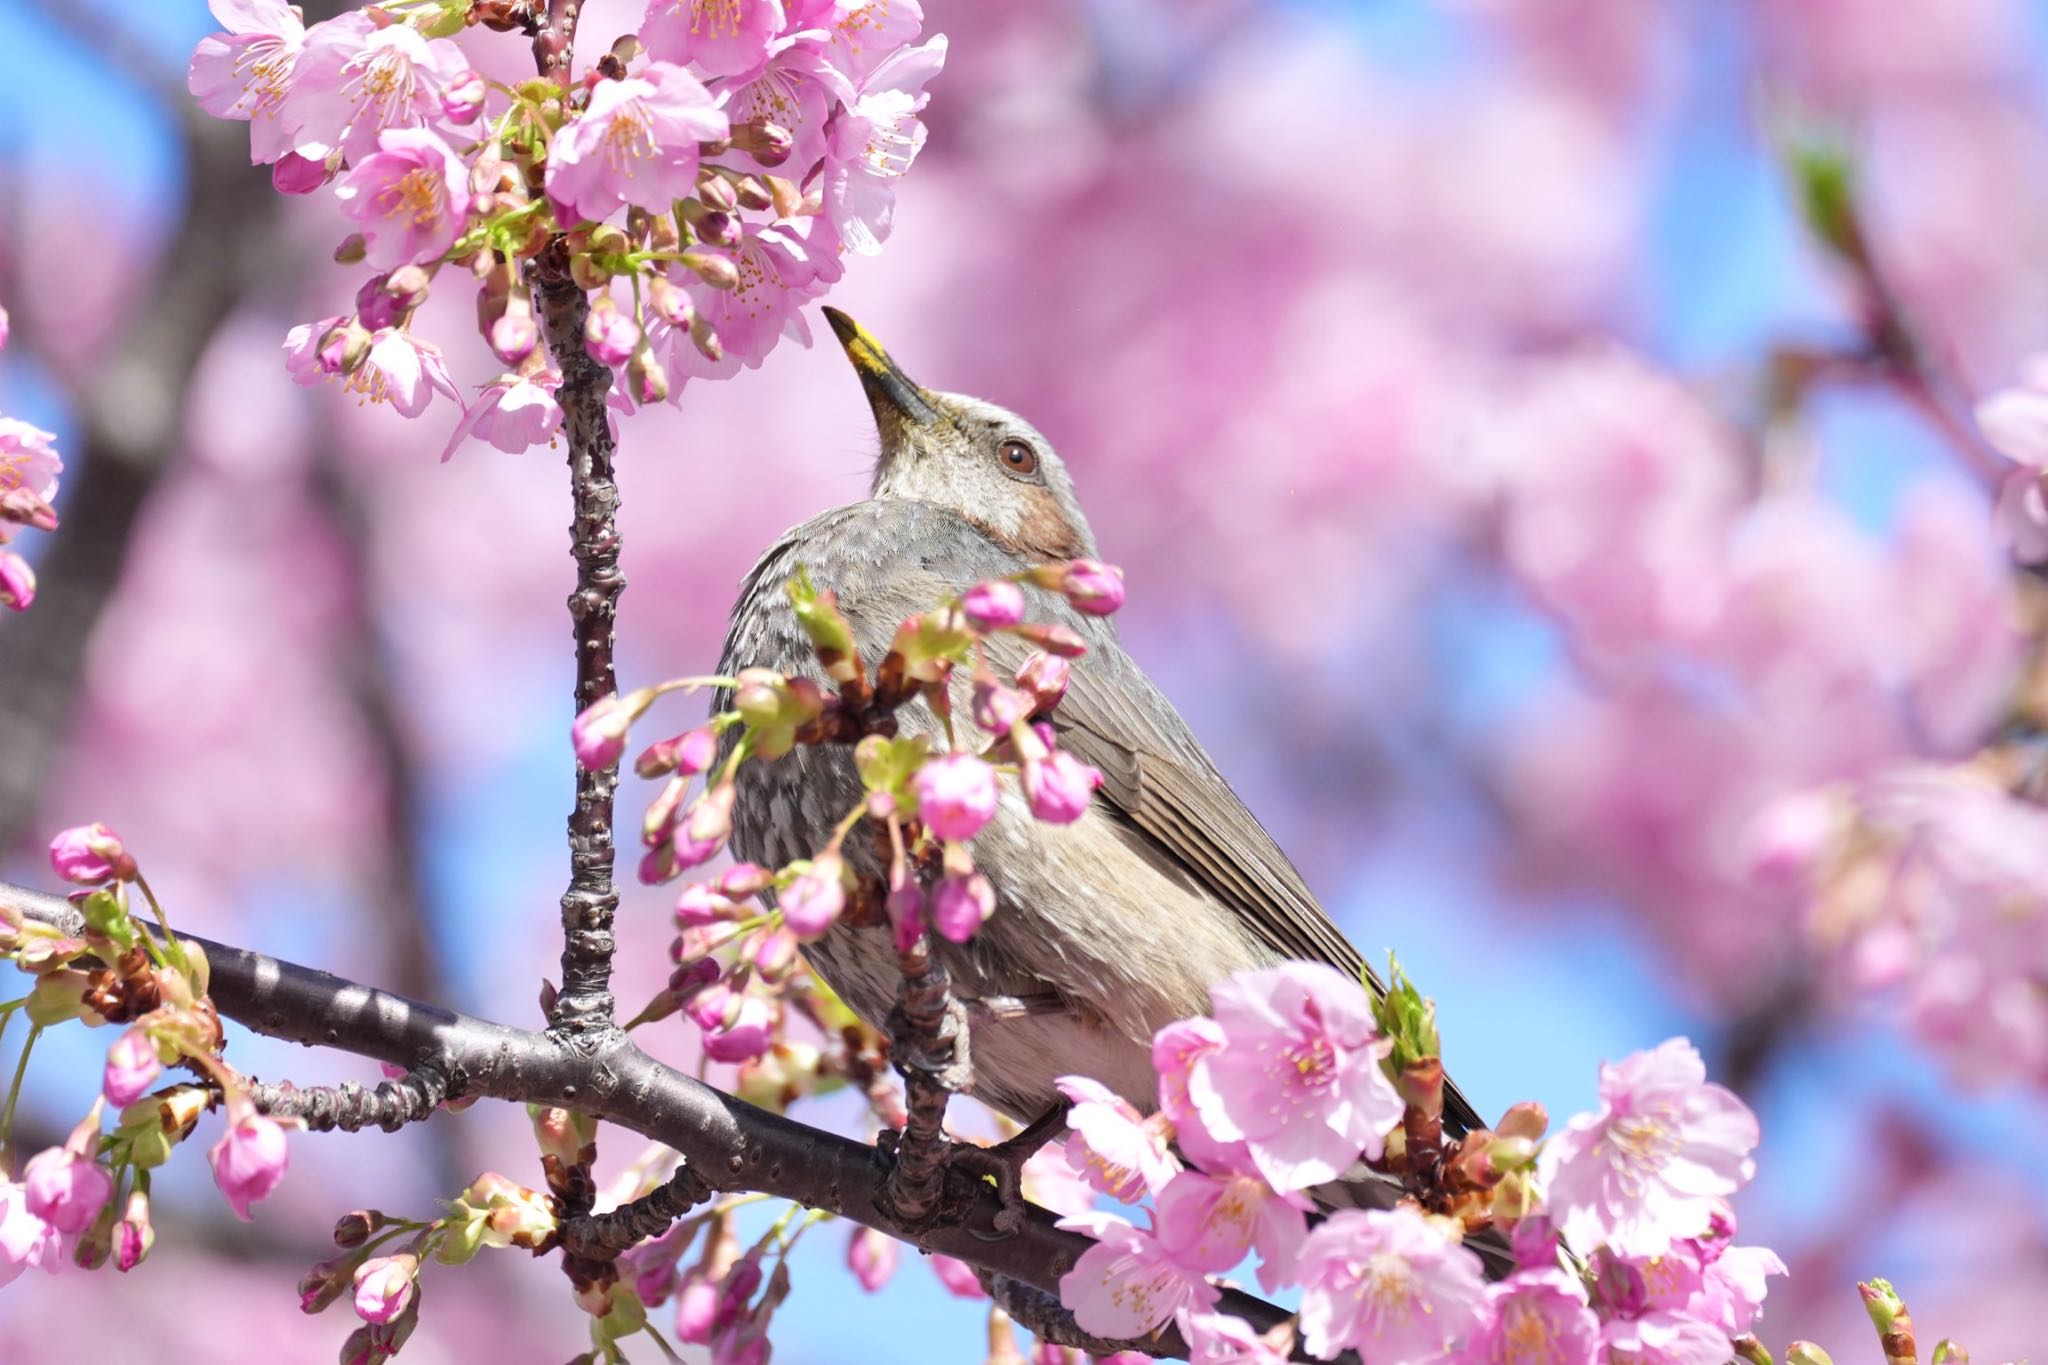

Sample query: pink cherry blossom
[823,36,946,254]
[846,1225,897,1292]
[271,150,330,194]
[1186,962,1404,1191]
[701,992,774,1061]
[0,303,10,351]
[1975,356,2048,467]
[546,63,728,224]
[352,1253,418,1324]
[640,0,789,78]
[1689,1244,1785,1337]
[1022,749,1101,823]
[0,1182,61,1286]
[817,0,926,82]
[283,314,347,385]
[0,417,62,504]
[1175,1310,1291,1365]
[103,1027,163,1108]
[1061,560,1126,615]
[1055,1075,1180,1202]
[210,1110,290,1220]
[1295,1206,1488,1364]
[1457,1269,1601,1365]
[1154,1168,1309,1295]
[1537,1039,1759,1257]
[22,1148,113,1235]
[0,552,33,612]
[186,0,308,163]
[440,372,565,461]
[333,128,470,271]
[720,36,852,179]
[655,221,840,382]
[1056,1210,1218,1340]
[286,18,468,163]
[1598,1313,1731,1365]
[912,752,998,841]
[927,1252,986,1299]
[1020,1144,1097,1220]
[344,330,463,418]
[1015,651,1069,710]
[48,822,136,884]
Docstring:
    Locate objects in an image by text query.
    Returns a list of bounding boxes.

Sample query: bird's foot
[949,1101,1070,1240]
[885,993,975,1094]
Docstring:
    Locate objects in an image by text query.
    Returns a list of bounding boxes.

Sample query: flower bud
[961,580,1026,631]
[27,968,98,1027]
[1494,1100,1547,1141]
[971,677,1030,733]
[747,924,799,979]
[275,151,332,195]
[334,1209,384,1249]
[24,1147,113,1233]
[1010,622,1088,658]
[930,871,995,942]
[689,311,724,362]
[211,1109,290,1220]
[913,753,999,842]
[1731,1338,1773,1365]
[729,176,773,211]
[319,318,373,376]
[116,1187,154,1271]
[1,487,59,533]
[572,687,656,771]
[693,172,740,214]
[702,993,775,1063]
[104,1026,163,1108]
[0,551,33,611]
[353,1253,420,1325]
[888,878,925,952]
[646,275,695,333]
[846,1225,898,1293]
[696,209,742,248]
[1784,1346,1834,1365]
[300,1255,356,1312]
[583,296,640,367]
[628,348,670,405]
[730,120,794,167]
[488,309,538,367]
[441,68,486,123]
[674,781,737,870]
[50,822,137,884]
[1930,1343,1968,1365]
[1021,750,1101,824]
[780,853,846,939]
[1060,559,1125,614]
[679,249,740,291]
[675,883,740,927]
[718,863,775,898]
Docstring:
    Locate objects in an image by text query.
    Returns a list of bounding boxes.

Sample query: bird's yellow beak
[823,307,941,440]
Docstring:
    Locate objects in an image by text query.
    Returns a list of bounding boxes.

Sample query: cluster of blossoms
[574,556,1122,1070]
[1046,963,1796,1364]
[189,0,945,457]
[1,826,289,1286]
[0,305,62,612]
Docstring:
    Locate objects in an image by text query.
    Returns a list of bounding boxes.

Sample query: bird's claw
[885,996,975,1094]
[949,1102,1070,1241]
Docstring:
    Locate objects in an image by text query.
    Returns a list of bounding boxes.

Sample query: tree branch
[248,1063,450,1134]
[559,1165,712,1260]
[531,242,626,1046]
[3,880,1289,1360]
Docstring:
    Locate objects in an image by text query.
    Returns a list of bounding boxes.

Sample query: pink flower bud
[702,994,774,1062]
[355,273,410,331]
[669,954,722,1002]
[103,1027,162,1108]
[928,1252,986,1299]
[930,871,995,943]
[1,488,59,533]
[352,1253,419,1325]
[676,883,741,927]
[0,304,9,351]
[49,822,136,884]
[1022,751,1100,824]
[441,68,487,123]
[572,693,637,770]
[638,724,718,778]
[210,1110,289,1220]
[629,349,671,405]
[1060,559,1125,614]
[115,1188,153,1272]
[23,1147,112,1234]
[676,1274,719,1343]
[0,552,32,612]
[961,580,1026,631]
[716,1249,764,1330]
[489,311,538,367]
[972,678,1031,733]
[780,853,846,938]
[913,753,999,842]
[674,781,736,869]
[1014,652,1070,710]
[300,1255,356,1312]
[272,151,330,195]
[846,1226,898,1293]
[747,925,799,978]
[717,862,774,897]
[584,296,640,367]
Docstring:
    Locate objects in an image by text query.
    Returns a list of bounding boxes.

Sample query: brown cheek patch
[1005,487,1089,561]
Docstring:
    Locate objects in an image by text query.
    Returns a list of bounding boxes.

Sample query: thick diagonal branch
[531,242,626,1045]
[4,881,1292,1361]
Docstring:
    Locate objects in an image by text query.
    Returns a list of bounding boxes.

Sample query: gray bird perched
[719,309,1492,1223]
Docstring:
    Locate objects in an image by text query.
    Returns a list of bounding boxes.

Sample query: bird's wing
[999,633,1489,1137]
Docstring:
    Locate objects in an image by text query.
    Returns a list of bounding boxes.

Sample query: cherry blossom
[333,128,470,271]
[210,1110,290,1220]
[822,36,946,254]
[286,18,469,164]
[640,0,789,78]
[911,751,998,841]
[1457,1270,1601,1365]
[1294,1205,1488,1363]
[0,417,61,504]
[1055,1210,1218,1340]
[546,63,728,225]
[186,0,308,164]
[1055,1075,1180,1202]
[440,372,565,461]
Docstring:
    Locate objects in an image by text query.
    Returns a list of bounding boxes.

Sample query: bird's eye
[997,438,1040,480]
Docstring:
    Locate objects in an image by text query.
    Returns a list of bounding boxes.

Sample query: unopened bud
[692,173,740,215]
[729,175,773,211]
[688,312,724,362]
[647,274,695,330]
[678,249,739,291]
[334,1209,384,1248]
[1785,1346,1834,1365]
[628,348,670,405]
[1014,652,1069,710]
[1010,622,1088,658]
[333,233,367,265]
[730,120,793,168]
[319,318,373,376]
[1731,1339,1773,1365]
[764,175,804,220]
[115,1188,153,1271]
[583,296,640,367]
[1494,1100,1547,1141]
[442,68,487,123]
[571,253,613,291]
[299,1255,356,1313]
[1,487,58,532]
[1930,1342,1968,1365]
[490,311,538,367]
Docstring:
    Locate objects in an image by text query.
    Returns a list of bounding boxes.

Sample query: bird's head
[823,307,1099,562]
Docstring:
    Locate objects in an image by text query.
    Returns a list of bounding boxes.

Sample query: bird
[718,308,1496,1242]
